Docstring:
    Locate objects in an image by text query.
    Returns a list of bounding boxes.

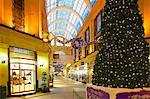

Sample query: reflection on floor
[7,76,86,99]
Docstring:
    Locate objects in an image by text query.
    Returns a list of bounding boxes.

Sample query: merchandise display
[9,47,36,95]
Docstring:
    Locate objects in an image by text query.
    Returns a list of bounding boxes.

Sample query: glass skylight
[48,21,77,38]
[90,0,96,7]
[46,0,94,40]
[54,31,72,40]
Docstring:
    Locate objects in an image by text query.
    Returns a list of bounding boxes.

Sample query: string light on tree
[92,0,149,88]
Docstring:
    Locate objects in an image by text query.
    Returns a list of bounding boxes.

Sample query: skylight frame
[46,0,92,39]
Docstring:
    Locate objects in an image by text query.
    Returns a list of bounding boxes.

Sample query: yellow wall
[24,0,42,37]
[0,0,46,38]
[143,0,150,37]
[0,0,13,27]
[0,26,50,52]
[37,51,49,88]
[0,43,9,86]
[89,19,95,53]
[41,0,49,38]
[138,0,150,37]
[0,25,51,92]
[0,0,3,24]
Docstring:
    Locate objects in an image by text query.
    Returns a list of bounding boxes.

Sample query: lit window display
[9,47,36,95]
[74,67,79,81]
[68,65,88,83]
[79,66,87,83]
[95,11,102,33]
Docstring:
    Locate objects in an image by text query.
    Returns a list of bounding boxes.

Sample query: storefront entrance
[9,47,36,95]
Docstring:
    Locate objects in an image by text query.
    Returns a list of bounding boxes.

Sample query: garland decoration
[57,33,100,49]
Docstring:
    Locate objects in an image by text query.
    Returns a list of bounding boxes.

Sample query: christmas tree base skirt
[86,84,150,99]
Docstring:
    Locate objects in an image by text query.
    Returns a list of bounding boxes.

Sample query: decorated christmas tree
[92,0,150,88]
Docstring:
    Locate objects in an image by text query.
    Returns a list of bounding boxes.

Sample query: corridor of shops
[0,0,150,98]
[7,76,86,99]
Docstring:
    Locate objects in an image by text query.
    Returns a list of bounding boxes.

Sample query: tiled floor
[7,76,86,99]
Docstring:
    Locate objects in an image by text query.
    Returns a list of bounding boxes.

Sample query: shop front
[0,26,50,97]
[74,67,79,81]
[87,61,95,84]
[84,51,98,84]
[79,65,88,83]
[9,47,36,95]
[68,66,79,81]
[62,69,67,77]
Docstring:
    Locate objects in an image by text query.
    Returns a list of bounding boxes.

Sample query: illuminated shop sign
[13,47,34,55]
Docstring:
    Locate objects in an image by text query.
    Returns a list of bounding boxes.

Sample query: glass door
[9,47,36,95]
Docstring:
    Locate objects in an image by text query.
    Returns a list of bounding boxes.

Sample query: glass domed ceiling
[46,0,96,40]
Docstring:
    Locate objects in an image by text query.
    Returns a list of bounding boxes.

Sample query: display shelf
[10,62,35,65]
[10,57,36,60]
[9,47,36,95]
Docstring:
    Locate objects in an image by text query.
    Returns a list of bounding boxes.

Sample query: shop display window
[9,47,36,95]
[94,10,102,51]
[85,28,90,56]
[79,66,87,83]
